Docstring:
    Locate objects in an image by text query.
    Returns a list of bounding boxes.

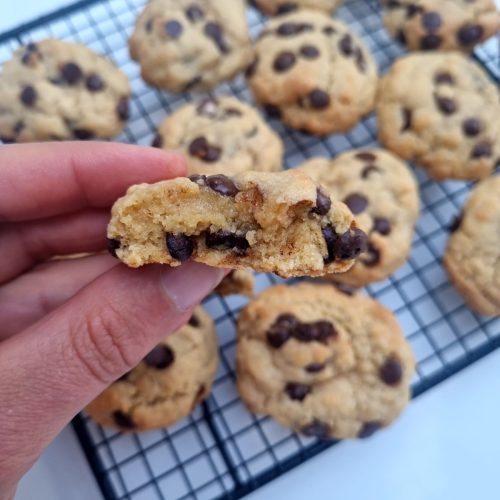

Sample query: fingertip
[146,148,187,179]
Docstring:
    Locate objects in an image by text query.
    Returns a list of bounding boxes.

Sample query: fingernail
[161,262,226,312]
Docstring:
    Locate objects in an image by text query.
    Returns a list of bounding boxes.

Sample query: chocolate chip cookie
[107,170,367,278]
[129,0,253,92]
[86,307,218,431]
[250,0,343,16]
[378,52,500,181]
[236,283,415,439]
[299,149,420,287]
[0,39,130,143]
[216,269,255,297]
[152,96,283,175]
[444,177,500,316]
[247,10,378,135]
[382,0,499,52]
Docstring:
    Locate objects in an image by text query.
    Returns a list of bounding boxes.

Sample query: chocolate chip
[117,97,130,121]
[113,410,135,429]
[20,85,37,107]
[86,73,105,92]
[205,174,239,197]
[188,174,206,184]
[373,217,391,235]
[26,42,38,51]
[166,233,194,262]
[471,142,492,159]
[334,228,368,261]
[354,47,367,72]
[434,72,455,85]
[13,121,24,134]
[323,26,337,35]
[151,134,163,148]
[264,104,282,119]
[50,77,65,86]
[61,62,82,85]
[339,34,353,56]
[188,137,222,163]
[356,151,376,163]
[401,108,412,131]
[277,22,301,36]
[358,421,383,439]
[245,57,259,78]
[183,76,202,91]
[421,11,442,32]
[462,118,481,137]
[165,20,183,38]
[145,19,153,32]
[457,24,484,46]
[379,355,403,385]
[276,3,298,14]
[188,314,200,327]
[274,51,296,72]
[107,238,120,257]
[196,97,219,117]
[186,5,204,22]
[206,230,249,251]
[420,34,442,50]
[344,193,368,214]
[301,420,331,439]
[448,212,463,233]
[300,45,320,59]
[396,29,407,45]
[406,4,423,17]
[305,362,325,373]
[285,383,311,401]
[308,89,330,110]
[362,242,380,267]
[144,345,175,369]
[204,22,229,53]
[312,188,331,216]
[361,165,382,178]
[434,94,457,115]
[322,225,338,264]
[266,314,298,348]
[294,321,337,344]
[73,129,94,140]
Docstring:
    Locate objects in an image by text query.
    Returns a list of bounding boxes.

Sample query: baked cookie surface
[250,0,343,16]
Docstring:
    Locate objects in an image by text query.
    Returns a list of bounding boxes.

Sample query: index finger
[0,142,186,222]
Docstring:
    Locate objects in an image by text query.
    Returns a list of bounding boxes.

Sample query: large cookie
[86,307,218,431]
[236,283,415,439]
[129,0,253,92]
[382,0,499,52]
[250,0,343,16]
[299,149,420,287]
[444,176,500,317]
[247,10,378,135]
[377,52,500,181]
[0,39,130,143]
[107,170,367,277]
[152,96,283,175]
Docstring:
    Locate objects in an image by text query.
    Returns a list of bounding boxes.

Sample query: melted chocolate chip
[205,174,239,197]
[264,104,282,119]
[312,188,331,216]
[322,225,338,264]
[301,420,331,439]
[277,22,301,36]
[274,51,296,72]
[266,314,298,348]
[86,73,105,92]
[305,362,325,373]
[117,97,130,121]
[73,129,94,140]
[462,118,481,137]
[165,20,183,38]
[434,72,455,85]
[457,24,484,46]
[421,11,442,32]
[188,314,200,327]
[334,228,368,261]
[471,142,492,159]
[151,134,163,148]
[20,85,37,106]
[402,108,412,131]
[245,57,259,78]
[61,62,82,85]
[107,238,120,257]
[406,4,423,17]
[285,383,311,401]
[339,33,353,56]
[166,233,194,262]
[434,94,457,115]
[196,98,219,117]
[276,3,299,14]
[344,193,368,214]
[299,45,320,59]
[373,217,391,236]
[186,5,204,22]
[396,29,407,45]
[358,421,383,439]
[113,410,135,429]
[323,26,337,36]
[188,137,222,163]
[294,321,337,344]
[144,345,175,369]
[379,355,403,385]
[362,242,380,267]
[205,230,249,251]
[420,34,442,50]
[204,22,229,53]
[448,212,463,233]
[356,151,376,163]
[308,89,330,110]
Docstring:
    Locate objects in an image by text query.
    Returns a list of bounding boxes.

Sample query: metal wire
[2,0,499,498]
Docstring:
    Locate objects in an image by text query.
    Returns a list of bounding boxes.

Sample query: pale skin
[0,142,226,499]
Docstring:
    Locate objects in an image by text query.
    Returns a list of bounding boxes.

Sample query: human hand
[0,142,226,499]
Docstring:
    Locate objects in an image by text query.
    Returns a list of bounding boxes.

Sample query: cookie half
[250,0,343,16]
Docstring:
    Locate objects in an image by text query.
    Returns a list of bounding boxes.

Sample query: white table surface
[4,2,500,500]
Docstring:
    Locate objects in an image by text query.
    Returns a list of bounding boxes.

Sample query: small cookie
[236,283,415,439]
[152,96,283,175]
[299,149,420,287]
[0,39,130,143]
[247,10,378,135]
[444,177,500,316]
[129,0,253,92]
[86,307,218,431]
[107,170,367,277]
[378,52,500,181]
[382,0,499,52]
[250,0,343,16]
[216,269,255,297]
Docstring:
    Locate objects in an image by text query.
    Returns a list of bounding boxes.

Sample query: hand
[0,142,225,499]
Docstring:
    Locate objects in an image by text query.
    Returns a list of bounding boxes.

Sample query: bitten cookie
[107,170,367,277]
[382,0,499,52]
[444,177,500,317]
[152,96,283,175]
[0,39,130,143]
[129,0,253,92]
[378,52,500,181]
[247,10,378,135]
[299,149,420,287]
[216,269,255,297]
[236,283,415,439]
[86,307,218,431]
[250,0,343,16]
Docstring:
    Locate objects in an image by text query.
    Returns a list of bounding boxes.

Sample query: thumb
[0,262,225,493]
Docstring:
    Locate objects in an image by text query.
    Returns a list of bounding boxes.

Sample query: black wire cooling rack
[1,1,499,499]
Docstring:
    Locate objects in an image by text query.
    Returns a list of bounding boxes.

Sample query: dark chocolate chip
[196,97,219,117]
[61,62,82,85]
[264,104,282,119]
[276,3,298,14]
[245,57,259,78]
[462,118,481,137]
[145,19,153,32]
[373,217,391,236]
[274,51,296,72]
[322,225,338,264]
[204,22,229,53]
[358,421,383,439]
[396,29,407,45]
[301,420,331,439]
[188,137,222,163]
[205,230,249,251]
[26,42,38,52]
[401,108,412,131]
[420,34,442,50]
[434,72,455,85]
[224,107,242,118]
[144,345,175,369]
[151,134,163,148]
[188,314,200,327]
[117,97,130,121]
[362,241,380,267]
[186,5,204,22]
[86,73,105,92]
[334,228,368,261]
[205,174,239,197]
[448,212,463,233]
[379,355,403,385]
[113,410,135,429]
[344,193,368,214]
[434,94,457,115]
[471,142,492,159]
[457,24,484,46]
[277,22,301,36]
[50,77,65,86]
[421,11,442,32]
[266,314,298,348]
[107,238,120,257]
[285,382,311,401]
[294,321,337,344]
[312,188,332,216]
[356,151,376,163]
[188,174,206,184]
[166,233,194,262]
[308,89,330,110]
[300,45,320,59]
[73,129,94,140]
[339,33,353,56]
[20,85,37,107]
[361,165,382,178]
[323,26,337,35]
[305,362,325,373]
[406,4,423,17]
[165,20,183,38]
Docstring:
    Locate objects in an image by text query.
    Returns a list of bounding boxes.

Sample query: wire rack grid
[1,1,499,499]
